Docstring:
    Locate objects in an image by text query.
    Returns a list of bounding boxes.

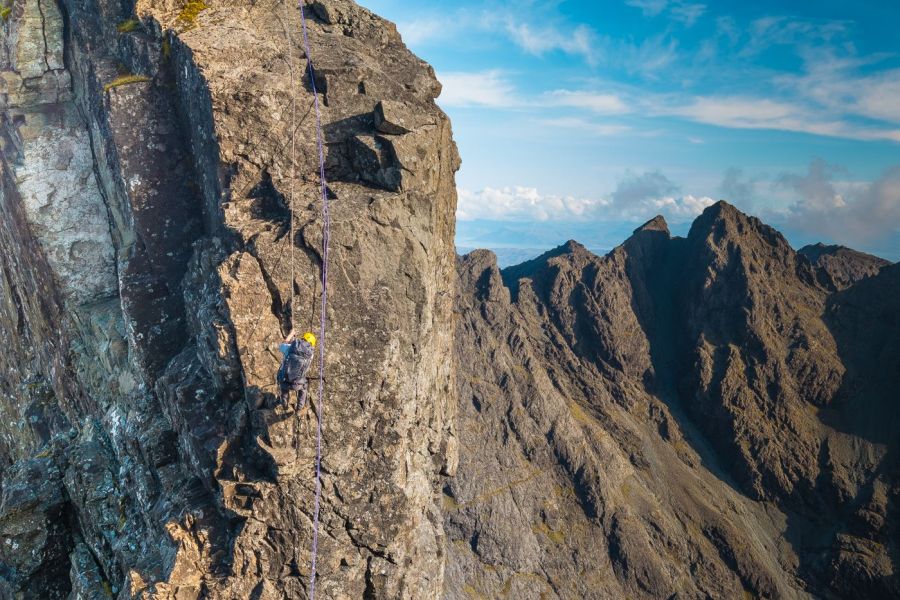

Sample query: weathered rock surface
[799,242,889,290]
[1,0,898,598]
[450,203,899,599]
[2,0,457,598]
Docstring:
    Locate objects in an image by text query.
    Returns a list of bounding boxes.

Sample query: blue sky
[362,0,900,263]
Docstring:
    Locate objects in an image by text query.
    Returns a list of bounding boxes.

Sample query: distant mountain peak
[498,240,589,298]
[799,242,887,263]
[633,215,670,235]
[686,199,796,262]
[799,243,890,290]
[562,239,590,256]
[706,199,740,217]
[689,200,747,231]
[458,248,499,270]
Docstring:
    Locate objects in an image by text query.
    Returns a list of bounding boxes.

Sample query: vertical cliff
[0,0,459,598]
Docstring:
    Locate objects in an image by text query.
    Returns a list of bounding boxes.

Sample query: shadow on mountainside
[820,263,900,445]
[780,263,900,598]
[498,228,751,500]
[622,229,754,500]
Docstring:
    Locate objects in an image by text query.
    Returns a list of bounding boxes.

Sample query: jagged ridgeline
[0,2,897,600]
[452,206,899,599]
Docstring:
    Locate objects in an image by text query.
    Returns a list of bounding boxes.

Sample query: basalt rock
[1,0,457,598]
[799,242,889,291]
[450,203,899,599]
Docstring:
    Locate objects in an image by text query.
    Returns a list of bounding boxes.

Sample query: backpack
[278,340,314,390]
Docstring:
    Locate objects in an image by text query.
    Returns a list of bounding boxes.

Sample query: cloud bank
[457,162,900,251]
[778,161,900,245]
[457,172,715,224]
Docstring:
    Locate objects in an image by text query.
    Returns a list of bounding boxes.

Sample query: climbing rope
[289,22,297,328]
[242,13,310,383]
[297,3,330,598]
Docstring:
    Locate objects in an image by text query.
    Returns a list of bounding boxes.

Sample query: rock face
[450,203,899,599]
[1,0,458,598]
[1,1,898,599]
[798,243,889,290]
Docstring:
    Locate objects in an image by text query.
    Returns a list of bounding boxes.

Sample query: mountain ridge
[450,200,898,599]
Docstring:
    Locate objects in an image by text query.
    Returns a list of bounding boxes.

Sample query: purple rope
[298,3,329,598]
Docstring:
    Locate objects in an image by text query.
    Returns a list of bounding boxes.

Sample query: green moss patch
[532,522,567,545]
[104,74,151,93]
[176,0,207,30]
[116,19,141,33]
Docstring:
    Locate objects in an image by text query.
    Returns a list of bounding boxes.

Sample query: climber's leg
[296,385,308,411]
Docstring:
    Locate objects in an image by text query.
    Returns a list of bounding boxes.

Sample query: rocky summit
[0,1,897,599]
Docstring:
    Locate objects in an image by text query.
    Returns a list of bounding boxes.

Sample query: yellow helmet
[303,332,317,347]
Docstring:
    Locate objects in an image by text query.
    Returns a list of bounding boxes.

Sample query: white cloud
[778,161,900,244]
[437,70,900,141]
[396,18,449,46]
[645,195,717,218]
[395,8,601,66]
[670,3,707,26]
[616,34,680,75]
[662,95,900,142]
[740,16,850,58]
[458,172,716,224]
[502,20,599,65]
[609,171,713,219]
[673,96,793,124]
[691,19,900,134]
[457,186,611,222]
[625,0,669,17]
[612,170,679,204]
[538,117,631,137]
[437,79,635,120]
[851,75,900,123]
[437,71,519,108]
[545,90,631,115]
[783,58,900,126]
[778,160,847,212]
[719,168,757,209]
[625,0,706,26]
[618,12,900,139]
[410,5,900,144]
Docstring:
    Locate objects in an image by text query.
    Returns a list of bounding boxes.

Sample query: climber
[276,329,316,408]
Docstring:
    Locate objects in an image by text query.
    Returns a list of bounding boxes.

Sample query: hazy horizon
[456,210,900,267]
